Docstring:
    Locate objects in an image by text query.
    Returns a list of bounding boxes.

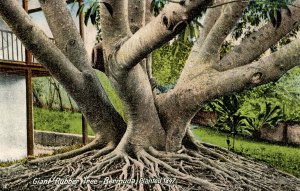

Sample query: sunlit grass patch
[194,127,300,178]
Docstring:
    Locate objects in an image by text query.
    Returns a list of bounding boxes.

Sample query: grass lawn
[193,127,300,178]
[34,107,94,136]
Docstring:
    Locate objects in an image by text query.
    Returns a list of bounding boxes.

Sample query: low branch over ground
[158,38,300,126]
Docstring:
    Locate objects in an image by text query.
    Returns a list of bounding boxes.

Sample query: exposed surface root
[1,142,300,191]
[28,139,111,165]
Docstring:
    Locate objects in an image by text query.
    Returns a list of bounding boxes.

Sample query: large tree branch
[156,37,299,151]
[100,0,131,77]
[176,38,300,111]
[145,0,155,80]
[100,0,131,51]
[177,0,248,85]
[154,0,298,151]
[196,0,247,60]
[174,0,222,87]
[197,0,223,47]
[39,0,91,72]
[128,0,155,80]
[128,0,148,74]
[98,1,167,149]
[93,1,151,74]
[215,0,300,71]
[145,0,154,24]
[128,0,146,34]
[107,0,214,151]
[114,0,213,70]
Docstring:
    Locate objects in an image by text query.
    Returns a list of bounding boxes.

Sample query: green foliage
[232,0,299,53]
[204,66,300,138]
[33,78,45,96]
[193,127,300,178]
[240,66,300,124]
[243,102,282,136]
[204,71,300,138]
[232,0,297,39]
[152,39,192,85]
[206,94,247,149]
[0,158,27,167]
[151,0,167,16]
[33,71,126,122]
[150,0,298,44]
[71,0,99,25]
[220,41,234,58]
[181,21,201,42]
[33,77,77,111]
[207,95,246,133]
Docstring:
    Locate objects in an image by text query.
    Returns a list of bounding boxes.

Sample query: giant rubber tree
[1,0,300,190]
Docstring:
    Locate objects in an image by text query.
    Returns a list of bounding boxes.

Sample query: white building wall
[0,73,27,161]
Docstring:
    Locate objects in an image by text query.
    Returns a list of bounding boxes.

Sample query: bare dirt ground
[34,144,65,156]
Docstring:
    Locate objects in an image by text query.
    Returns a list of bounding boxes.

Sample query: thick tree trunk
[110,64,166,151]
[100,0,166,151]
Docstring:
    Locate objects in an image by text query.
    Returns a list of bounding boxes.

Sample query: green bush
[243,102,282,137]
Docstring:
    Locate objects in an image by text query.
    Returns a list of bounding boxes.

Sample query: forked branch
[215,0,300,71]
[114,0,213,70]
[177,0,248,85]
[184,38,300,108]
